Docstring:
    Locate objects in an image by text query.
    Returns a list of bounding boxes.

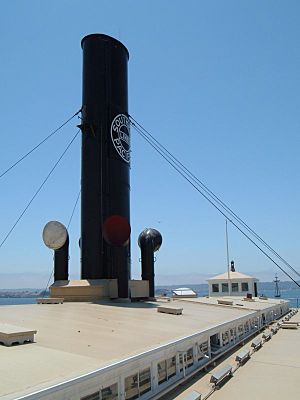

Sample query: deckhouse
[207,263,259,297]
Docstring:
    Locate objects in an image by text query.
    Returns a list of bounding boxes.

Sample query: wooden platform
[0,324,37,346]
[217,299,233,305]
[37,298,64,304]
[281,323,298,329]
[50,279,118,301]
[157,306,183,315]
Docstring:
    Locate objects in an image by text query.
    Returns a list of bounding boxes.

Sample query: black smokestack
[80,34,130,298]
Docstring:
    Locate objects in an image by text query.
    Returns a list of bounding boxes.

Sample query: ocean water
[0,297,37,306]
[258,289,300,308]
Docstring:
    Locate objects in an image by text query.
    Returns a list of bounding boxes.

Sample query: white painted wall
[208,278,258,297]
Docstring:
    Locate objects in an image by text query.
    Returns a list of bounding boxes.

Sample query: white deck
[0,297,288,399]
[165,312,300,400]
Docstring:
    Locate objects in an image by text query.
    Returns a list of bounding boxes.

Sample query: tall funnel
[80,34,130,298]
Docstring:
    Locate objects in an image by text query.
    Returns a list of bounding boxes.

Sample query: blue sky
[0,1,299,288]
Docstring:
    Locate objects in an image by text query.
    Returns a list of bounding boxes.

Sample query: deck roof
[184,296,286,310]
[0,297,284,399]
[162,313,300,400]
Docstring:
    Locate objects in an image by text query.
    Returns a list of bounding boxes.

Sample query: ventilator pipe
[42,221,69,281]
[138,228,162,298]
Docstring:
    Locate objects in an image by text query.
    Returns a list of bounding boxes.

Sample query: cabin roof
[208,271,258,281]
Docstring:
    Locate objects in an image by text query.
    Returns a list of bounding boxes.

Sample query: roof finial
[230,260,235,272]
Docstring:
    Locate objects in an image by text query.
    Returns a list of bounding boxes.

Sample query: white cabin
[207,271,259,297]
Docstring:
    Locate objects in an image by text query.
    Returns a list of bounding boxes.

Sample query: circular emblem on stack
[111,114,130,163]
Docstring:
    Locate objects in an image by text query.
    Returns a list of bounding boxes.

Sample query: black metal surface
[138,228,162,298]
[54,235,69,281]
[230,260,235,272]
[80,34,130,298]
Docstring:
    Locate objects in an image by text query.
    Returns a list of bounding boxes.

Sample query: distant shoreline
[0,290,49,298]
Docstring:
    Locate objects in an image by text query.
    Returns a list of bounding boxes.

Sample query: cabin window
[101,383,118,400]
[233,327,237,340]
[139,368,151,396]
[238,324,244,337]
[81,392,100,400]
[210,333,220,347]
[125,369,152,399]
[222,283,229,292]
[125,373,139,400]
[179,353,184,372]
[222,331,229,346]
[158,360,167,384]
[231,283,239,292]
[212,284,219,293]
[186,348,194,367]
[197,341,208,360]
[166,356,176,379]
[241,282,249,291]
